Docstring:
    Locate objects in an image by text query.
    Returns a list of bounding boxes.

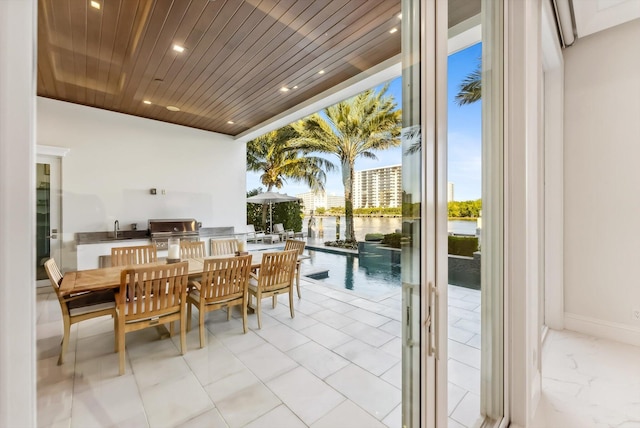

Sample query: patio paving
[37,267,481,427]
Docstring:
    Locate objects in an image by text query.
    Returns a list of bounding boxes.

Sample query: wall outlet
[632,308,640,322]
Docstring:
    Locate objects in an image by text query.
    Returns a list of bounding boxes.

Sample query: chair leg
[227,306,232,321]
[256,295,262,329]
[187,303,192,332]
[169,321,174,337]
[118,313,126,376]
[296,264,302,298]
[272,295,277,308]
[180,306,187,355]
[199,304,206,349]
[58,315,71,365]
[242,301,248,334]
[113,313,118,353]
[289,289,295,319]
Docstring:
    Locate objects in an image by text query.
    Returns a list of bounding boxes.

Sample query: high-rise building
[296,190,344,213]
[448,182,455,202]
[353,164,402,208]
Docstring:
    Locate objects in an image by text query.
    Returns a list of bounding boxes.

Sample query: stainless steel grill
[148,218,200,249]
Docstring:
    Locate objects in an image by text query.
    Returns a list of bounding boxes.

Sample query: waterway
[303,216,478,240]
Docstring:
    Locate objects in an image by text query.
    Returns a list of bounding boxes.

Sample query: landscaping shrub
[382,232,402,248]
[448,235,479,257]
[364,233,384,241]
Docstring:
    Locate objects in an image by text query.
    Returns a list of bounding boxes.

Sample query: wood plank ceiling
[37,0,478,137]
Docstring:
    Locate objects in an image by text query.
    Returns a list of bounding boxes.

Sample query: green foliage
[448,199,482,218]
[448,235,479,257]
[245,188,302,232]
[364,233,384,241]
[315,207,326,215]
[324,240,358,250]
[382,232,402,248]
[327,206,345,215]
[353,207,401,216]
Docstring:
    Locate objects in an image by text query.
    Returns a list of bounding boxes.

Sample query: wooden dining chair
[247,249,298,329]
[210,238,239,256]
[284,239,306,298]
[110,244,157,267]
[186,255,252,347]
[116,262,189,375]
[180,240,206,258]
[44,258,116,365]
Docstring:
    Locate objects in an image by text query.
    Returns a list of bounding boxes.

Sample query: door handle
[404,283,415,347]
[427,282,440,359]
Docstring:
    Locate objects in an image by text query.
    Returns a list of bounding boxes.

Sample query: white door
[36,155,62,287]
[401,0,448,426]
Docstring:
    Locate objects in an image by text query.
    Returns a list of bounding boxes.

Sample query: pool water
[300,248,401,297]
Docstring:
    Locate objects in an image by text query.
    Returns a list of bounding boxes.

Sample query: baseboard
[564,312,640,347]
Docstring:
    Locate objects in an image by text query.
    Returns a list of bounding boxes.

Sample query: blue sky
[247,42,482,201]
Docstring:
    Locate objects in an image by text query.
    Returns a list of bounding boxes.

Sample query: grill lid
[148,218,199,235]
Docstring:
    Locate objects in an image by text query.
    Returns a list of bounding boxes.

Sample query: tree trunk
[342,159,356,241]
[262,185,272,232]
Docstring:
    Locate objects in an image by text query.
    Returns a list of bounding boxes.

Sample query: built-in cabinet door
[36,155,61,287]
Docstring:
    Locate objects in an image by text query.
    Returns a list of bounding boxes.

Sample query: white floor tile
[448,339,481,370]
[450,392,482,428]
[267,366,345,425]
[311,400,385,428]
[235,342,298,382]
[287,341,350,379]
[183,342,247,387]
[254,323,310,352]
[344,307,391,327]
[380,362,401,389]
[139,373,213,427]
[244,405,307,428]
[326,364,401,420]
[181,408,228,428]
[341,320,395,348]
[334,339,398,376]
[213,382,281,428]
[299,323,352,349]
[311,309,354,329]
[382,403,401,428]
[448,360,480,395]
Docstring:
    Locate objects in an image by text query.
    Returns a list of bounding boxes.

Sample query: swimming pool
[300,247,401,297]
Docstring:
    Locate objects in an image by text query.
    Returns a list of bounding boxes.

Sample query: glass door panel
[36,155,61,286]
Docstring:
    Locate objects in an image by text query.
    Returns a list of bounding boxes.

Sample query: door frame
[36,145,68,287]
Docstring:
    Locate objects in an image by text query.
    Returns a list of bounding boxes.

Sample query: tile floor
[533,329,640,428]
[37,270,484,428]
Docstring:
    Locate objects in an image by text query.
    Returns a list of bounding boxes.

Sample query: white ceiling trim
[36,145,70,157]
[573,0,640,38]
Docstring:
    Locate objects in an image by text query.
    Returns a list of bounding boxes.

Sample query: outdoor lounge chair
[246,224,265,243]
[273,223,294,240]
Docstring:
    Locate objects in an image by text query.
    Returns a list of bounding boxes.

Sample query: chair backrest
[257,249,298,292]
[273,223,284,234]
[118,262,188,321]
[210,238,239,256]
[199,255,252,302]
[180,241,205,258]
[284,239,306,255]
[111,244,157,267]
[44,258,63,292]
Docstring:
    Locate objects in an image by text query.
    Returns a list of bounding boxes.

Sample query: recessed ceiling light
[90,1,101,10]
[389,27,398,34]
[143,100,152,105]
[172,44,185,53]
[293,86,298,89]
[280,87,290,92]
[166,106,180,112]
[227,121,235,124]
[318,70,325,75]
[397,13,402,19]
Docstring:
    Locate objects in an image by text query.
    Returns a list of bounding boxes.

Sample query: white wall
[0,0,36,425]
[564,19,640,344]
[37,98,247,270]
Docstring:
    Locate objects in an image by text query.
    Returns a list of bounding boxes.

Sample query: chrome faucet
[114,220,119,239]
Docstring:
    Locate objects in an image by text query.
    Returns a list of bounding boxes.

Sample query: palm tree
[291,84,401,241]
[454,65,481,106]
[405,63,482,155]
[246,125,334,230]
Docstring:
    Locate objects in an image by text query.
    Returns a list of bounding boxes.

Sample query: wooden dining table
[59,256,262,296]
[59,251,308,297]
